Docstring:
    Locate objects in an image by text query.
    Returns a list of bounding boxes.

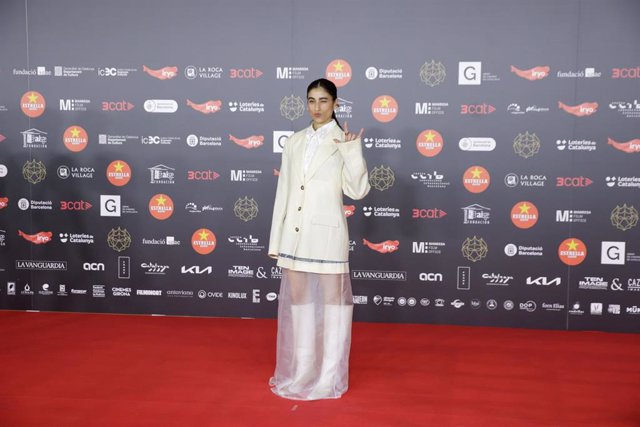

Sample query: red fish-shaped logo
[0,197,8,209]
[18,230,52,244]
[229,134,264,149]
[187,99,222,114]
[362,238,399,254]
[343,205,355,217]
[273,169,280,176]
[0,134,6,143]
[142,65,178,80]
[510,65,550,80]
[608,138,640,153]
[558,101,598,117]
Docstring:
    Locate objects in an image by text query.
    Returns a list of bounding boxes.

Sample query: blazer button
[300,185,304,190]
[297,206,302,211]
[295,227,299,232]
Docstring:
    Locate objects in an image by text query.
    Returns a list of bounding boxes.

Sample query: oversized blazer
[268,122,370,274]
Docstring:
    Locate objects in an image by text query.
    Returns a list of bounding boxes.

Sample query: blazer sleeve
[267,139,290,259]
[337,137,371,200]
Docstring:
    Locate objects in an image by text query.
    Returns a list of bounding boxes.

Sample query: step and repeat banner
[1,0,639,332]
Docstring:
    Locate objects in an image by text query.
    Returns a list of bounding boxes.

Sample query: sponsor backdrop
[1,0,639,332]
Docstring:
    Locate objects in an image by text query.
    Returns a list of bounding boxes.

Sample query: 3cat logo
[611,66,640,79]
[326,59,352,87]
[558,238,587,266]
[558,101,598,117]
[463,166,490,193]
[142,65,178,80]
[60,200,92,211]
[18,230,52,245]
[106,160,131,187]
[63,126,88,152]
[149,194,174,220]
[416,130,443,157]
[229,68,263,79]
[21,91,46,118]
[510,65,549,81]
[556,176,593,187]
[187,99,222,114]
[192,228,217,255]
[362,238,399,254]
[344,205,355,217]
[372,95,398,123]
[101,100,134,111]
[511,201,539,229]
[608,138,640,153]
[0,197,8,209]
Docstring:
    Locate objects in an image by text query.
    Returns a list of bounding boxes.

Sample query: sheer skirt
[269,268,354,400]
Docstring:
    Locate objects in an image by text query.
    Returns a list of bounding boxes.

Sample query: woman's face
[307,87,338,129]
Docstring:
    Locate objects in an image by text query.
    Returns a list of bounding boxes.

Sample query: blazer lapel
[304,126,341,182]
[288,133,306,184]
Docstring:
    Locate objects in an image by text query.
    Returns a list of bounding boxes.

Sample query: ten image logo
[149,194,174,220]
[106,160,132,187]
[326,59,352,87]
[558,238,587,266]
[416,130,443,157]
[21,91,46,117]
[511,201,539,229]
[371,95,398,123]
[63,126,88,152]
[463,166,490,193]
[192,228,217,255]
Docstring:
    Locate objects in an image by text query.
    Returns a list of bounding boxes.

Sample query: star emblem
[70,127,81,138]
[334,61,344,72]
[471,167,482,179]
[519,203,531,214]
[155,195,167,206]
[566,239,579,251]
[424,131,436,142]
[380,97,390,108]
[198,230,209,241]
[27,92,39,103]
[113,161,124,173]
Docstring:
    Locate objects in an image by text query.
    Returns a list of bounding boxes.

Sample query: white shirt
[303,120,337,175]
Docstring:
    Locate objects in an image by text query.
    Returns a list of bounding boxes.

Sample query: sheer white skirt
[269,268,354,400]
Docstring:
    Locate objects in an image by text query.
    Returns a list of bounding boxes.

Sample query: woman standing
[268,78,370,400]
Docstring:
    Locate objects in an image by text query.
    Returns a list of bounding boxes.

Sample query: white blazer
[268,122,370,274]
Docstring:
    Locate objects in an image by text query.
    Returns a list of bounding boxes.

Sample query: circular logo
[513,131,541,159]
[407,297,417,307]
[462,236,488,262]
[397,297,407,306]
[365,67,378,80]
[611,204,638,231]
[18,198,29,210]
[371,95,398,123]
[192,228,217,255]
[0,164,8,177]
[558,238,587,266]
[504,300,515,310]
[234,197,259,222]
[326,59,352,87]
[280,95,305,121]
[63,126,88,152]
[186,134,198,147]
[184,65,197,80]
[22,159,46,184]
[57,165,70,179]
[416,129,443,157]
[369,165,396,191]
[419,60,446,87]
[463,166,490,193]
[511,201,539,229]
[106,160,131,187]
[149,194,174,220]
[21,91,46,118]
[486,299,498,310]
[107,227,132,252]
[504,243,518,257]
[198,290,207,299]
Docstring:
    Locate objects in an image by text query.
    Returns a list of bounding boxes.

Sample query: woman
[268,78,370,400]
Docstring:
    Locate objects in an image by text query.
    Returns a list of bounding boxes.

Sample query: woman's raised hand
[334,121,364,144]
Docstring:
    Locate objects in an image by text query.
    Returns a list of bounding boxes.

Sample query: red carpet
[0,311,638,427]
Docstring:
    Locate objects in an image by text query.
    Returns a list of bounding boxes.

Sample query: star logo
[27,92,39,103]
[334,61,344,72]
[155,195,167,206]
[519,203,531,214]
[471,167,483,179]
[198,230,209,241]
[424,131,436,142]
[70,127,81,138]
[566,239,579,251]
[380,97,391,108]
[113,161,124,173]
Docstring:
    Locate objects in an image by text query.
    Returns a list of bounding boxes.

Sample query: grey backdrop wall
[1,0,639,333]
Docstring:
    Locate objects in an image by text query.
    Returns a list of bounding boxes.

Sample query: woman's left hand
[334,121,364,144]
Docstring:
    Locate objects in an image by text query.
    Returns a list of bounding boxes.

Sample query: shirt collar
[306,120,337,140]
